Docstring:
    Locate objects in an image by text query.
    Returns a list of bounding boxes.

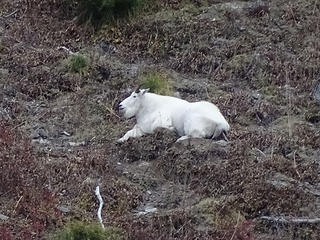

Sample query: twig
[57,46,75,55]
[253,147,266,157]
[11,121,26,131]
[292,150,301,178]
[13,195,24,213]
[260,216,320,224]
[95,186,105,229]
[230,211,241,240]
[105,105,120,119]
[285,67,293,138]
[0,10,18,18]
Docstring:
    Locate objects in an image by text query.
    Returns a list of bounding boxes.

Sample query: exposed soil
[1,0,320,239]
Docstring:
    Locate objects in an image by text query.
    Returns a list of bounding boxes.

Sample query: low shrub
[0,121,61,238]
[0,122,36,193]
[75,0,143,29]
[67,54,89,75]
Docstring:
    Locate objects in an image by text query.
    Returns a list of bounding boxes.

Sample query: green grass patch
[140,71,173,95]
[51,221,126,240]
[67,54,89,75]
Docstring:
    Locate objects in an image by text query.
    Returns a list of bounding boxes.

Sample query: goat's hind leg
[211,125,229,141]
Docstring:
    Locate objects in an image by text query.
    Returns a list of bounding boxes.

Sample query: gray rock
[314,82,320,104]
[199,0,269,21]
[99,40,116,54]
[57,205,71,213]
[31,138,50,145]
[267,172,320,196]
[0,213,9,221]
[69,141,86,147]
[0,68,9,77]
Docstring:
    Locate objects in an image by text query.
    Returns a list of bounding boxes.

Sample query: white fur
[117,89,230,142]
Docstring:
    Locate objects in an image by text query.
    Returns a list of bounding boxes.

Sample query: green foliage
[52,221,126,240]
[67,54,89,75]
[140,71,173,95]
[76,0,143,29]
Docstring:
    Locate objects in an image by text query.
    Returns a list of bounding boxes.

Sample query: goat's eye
[133,96,136,98]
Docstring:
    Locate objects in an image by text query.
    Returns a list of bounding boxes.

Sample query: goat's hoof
[176,136,189,142]
[116,138,124,143]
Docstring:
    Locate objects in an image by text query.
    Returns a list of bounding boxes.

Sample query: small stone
[0,68,9,76]
[69,141,86,147]
[314,82,320,104]
[38,128,48,139]
[239,26,246,31]
[62,131,71,136]
[57,205,71,213]
[252,91,261,100]
[145,207,157,213]
[0,213,9,221]
[31,138,50,145]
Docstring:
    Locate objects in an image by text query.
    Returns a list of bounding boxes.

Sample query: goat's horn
[135,84,143,93]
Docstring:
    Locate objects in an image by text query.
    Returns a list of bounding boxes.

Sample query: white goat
[117,88,230,142]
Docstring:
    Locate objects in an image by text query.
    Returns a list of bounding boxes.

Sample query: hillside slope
[1,0,320,239]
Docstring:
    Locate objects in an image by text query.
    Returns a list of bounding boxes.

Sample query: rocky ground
[1,0,320,239]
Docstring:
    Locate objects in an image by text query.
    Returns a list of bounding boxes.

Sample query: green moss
[51,221,126,240]
[140,71,173,95]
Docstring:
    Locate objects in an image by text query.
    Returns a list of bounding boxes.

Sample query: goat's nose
[118,103,123,110]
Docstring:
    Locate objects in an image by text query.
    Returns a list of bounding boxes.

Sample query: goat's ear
[141,88,150,95]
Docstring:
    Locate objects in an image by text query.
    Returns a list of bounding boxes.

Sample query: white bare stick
[0,10,18,18]
[260,216,320,224]
[95,186,105,229]
[57,46,74,55]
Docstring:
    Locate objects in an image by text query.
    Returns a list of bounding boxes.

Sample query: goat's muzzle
[118,103,124,111]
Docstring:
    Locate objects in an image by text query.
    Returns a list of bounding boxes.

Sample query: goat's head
[118,87,149,119]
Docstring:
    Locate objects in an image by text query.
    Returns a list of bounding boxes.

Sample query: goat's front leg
[117,125,144,143]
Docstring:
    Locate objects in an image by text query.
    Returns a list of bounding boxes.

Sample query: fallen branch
[260,216,320,224]
[13,195,23,214]
[0,10,18,18]
[95,186,105,229]
[57,46,74,55]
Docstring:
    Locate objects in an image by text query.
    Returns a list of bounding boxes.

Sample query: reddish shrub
[0,121,61,238]
[0,227,13,240]
[0,122,36,194]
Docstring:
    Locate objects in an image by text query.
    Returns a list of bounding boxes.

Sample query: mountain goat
[117,87,230,143]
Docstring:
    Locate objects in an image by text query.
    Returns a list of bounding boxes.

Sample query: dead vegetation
[1,0,320,239]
